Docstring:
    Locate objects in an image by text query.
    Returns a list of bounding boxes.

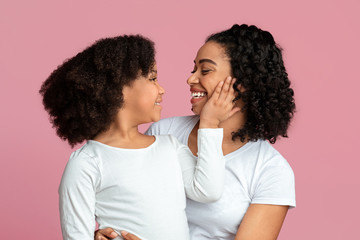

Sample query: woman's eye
[191,68,211,75]
[150,77,157,82]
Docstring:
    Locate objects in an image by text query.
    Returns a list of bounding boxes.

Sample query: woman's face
[187,41,232,115]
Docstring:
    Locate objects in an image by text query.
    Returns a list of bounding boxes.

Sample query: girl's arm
[60,151,99,240]
[177,77,239,202]
[175,128,224,202]
[235,204,289,240]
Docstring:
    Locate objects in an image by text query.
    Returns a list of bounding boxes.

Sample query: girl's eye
[191,69,196,74]
[150,77,157,82]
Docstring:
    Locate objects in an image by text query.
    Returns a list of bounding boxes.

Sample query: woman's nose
[187,74,199,85]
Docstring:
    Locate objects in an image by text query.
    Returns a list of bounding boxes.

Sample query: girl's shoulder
[67,142,100,167]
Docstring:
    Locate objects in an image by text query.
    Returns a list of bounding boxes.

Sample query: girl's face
[122,64,165,124]
[187,41,232,115]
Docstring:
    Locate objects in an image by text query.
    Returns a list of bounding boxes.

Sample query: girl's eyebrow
[194,59,217,66]
[151,70,157,73]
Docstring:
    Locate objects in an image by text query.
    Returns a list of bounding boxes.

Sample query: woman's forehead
[196,41,227,62]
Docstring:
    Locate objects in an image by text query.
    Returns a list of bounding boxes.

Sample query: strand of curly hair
[207,24,295,143]
[39,35,155,147]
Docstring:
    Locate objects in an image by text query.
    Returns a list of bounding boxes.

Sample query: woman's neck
[191,110,248,155]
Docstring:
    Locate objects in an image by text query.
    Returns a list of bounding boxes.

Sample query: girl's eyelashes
[149,77,157,82]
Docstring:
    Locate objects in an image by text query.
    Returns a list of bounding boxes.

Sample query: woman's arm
[235,204,289,240]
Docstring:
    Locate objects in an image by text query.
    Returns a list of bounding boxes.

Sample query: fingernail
[121,230,129,236]
[220,81,224,85]
[110,232,118,237]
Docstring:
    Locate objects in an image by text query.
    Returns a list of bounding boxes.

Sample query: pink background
[1,0,359,239]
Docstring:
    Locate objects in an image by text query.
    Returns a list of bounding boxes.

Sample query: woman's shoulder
[157,115,199,128]
[251,140,292,168]
[231,140,292,171]
[146,115,199,135]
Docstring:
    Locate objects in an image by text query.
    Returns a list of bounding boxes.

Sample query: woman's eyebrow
[197,59,217,66]
[151,69,157,73]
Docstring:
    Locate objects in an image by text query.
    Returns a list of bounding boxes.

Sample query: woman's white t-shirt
[146,115,296,240]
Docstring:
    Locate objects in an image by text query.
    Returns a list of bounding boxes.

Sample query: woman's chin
[191,105,203,115]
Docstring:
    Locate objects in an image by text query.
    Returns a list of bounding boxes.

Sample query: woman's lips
[190,88,207,104]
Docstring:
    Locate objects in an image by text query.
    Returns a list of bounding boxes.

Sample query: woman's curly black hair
[39,35,155,147]
[207,24,295,143]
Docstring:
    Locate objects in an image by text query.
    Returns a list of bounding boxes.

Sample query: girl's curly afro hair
[207,24,295,143]
[39,35,155,147]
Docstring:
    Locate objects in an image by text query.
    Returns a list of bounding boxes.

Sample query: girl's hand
[199,76,240,128]
[94,228,142,240]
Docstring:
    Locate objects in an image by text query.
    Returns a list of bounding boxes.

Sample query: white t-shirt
[146,115,296,240]
[59,129,224,240]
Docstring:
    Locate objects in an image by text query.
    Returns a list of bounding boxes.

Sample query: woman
[96,24,296,240]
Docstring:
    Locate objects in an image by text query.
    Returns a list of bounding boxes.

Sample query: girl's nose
[158,83,165,95]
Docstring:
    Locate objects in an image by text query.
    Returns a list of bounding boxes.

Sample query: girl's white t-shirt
[146,115,296,240]
[59,129,225,240]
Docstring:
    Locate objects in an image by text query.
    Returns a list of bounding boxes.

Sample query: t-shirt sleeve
[145,118,173,136]
[174,128,225,203]
[251,157,296,208]
[58,151,100,240]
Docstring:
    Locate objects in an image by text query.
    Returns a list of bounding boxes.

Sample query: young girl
[39,35,238,240]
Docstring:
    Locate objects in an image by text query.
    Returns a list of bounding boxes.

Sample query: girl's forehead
[152,63,157,71]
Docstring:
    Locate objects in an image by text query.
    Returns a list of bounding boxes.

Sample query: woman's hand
[94,228,142,240]
[199,76,240,128]
[95,228,117,240]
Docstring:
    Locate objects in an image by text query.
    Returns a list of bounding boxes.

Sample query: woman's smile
[190,87,207,104]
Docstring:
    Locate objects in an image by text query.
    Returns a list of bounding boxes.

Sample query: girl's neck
[93,117,154,149]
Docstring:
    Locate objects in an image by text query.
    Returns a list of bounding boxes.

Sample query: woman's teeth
[155,102,160,105]
[191,92,207,98]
